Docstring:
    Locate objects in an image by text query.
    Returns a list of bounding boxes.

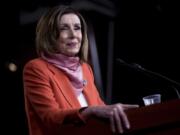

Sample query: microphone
[116,58,180,99]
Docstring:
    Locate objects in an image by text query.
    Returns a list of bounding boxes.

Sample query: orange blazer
[23,58,105,135]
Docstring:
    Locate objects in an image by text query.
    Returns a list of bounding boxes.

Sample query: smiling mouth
[67,43,77,47]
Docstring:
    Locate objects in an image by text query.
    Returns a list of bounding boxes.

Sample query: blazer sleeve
[23,60,86,130]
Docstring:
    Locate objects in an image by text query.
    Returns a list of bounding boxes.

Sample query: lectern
[60,99,180,135]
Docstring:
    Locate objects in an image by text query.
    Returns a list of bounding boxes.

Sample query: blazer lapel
[82,64,95,106]
[47,63,81,108]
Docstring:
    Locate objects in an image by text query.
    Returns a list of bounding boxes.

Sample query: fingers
[94,104,137,134]
[115,103,139,130]
[122,104,139,110]
[117,106,130,129]
[109,111,116,133]
[110,108,124,134]
[109,105,129,134]
[114,108,124,134]
[115,104,130,130]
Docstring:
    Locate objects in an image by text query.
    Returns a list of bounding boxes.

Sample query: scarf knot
[42,53,84,95]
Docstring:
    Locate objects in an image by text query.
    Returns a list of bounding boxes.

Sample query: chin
[66,49,80,56]
[66,52,79,57]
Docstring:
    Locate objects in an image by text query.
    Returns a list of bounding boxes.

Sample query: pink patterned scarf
[41,53,83,95]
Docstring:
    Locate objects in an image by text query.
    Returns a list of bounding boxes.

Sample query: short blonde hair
[36,5,89,62]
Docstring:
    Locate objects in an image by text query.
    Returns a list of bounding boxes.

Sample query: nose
[69,29,76,38]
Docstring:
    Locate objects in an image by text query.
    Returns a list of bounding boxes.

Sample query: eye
[59,26,69,31]
[74,25,81,30]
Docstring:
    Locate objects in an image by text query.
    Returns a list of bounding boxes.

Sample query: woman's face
[57,13,82,57]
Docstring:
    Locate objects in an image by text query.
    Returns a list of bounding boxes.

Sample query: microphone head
[131,63,145,70]
[116,58,126,64]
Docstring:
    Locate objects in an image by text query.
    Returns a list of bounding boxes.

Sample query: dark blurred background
[1,0,180,134]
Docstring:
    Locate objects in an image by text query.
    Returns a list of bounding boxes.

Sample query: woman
[23,5,138,135]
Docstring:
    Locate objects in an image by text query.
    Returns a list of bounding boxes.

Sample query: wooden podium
[60,99,180,135]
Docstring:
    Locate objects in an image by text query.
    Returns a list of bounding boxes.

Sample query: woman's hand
[80,103,139,134]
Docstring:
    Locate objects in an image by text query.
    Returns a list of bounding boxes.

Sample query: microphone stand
[116,58,180,99]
